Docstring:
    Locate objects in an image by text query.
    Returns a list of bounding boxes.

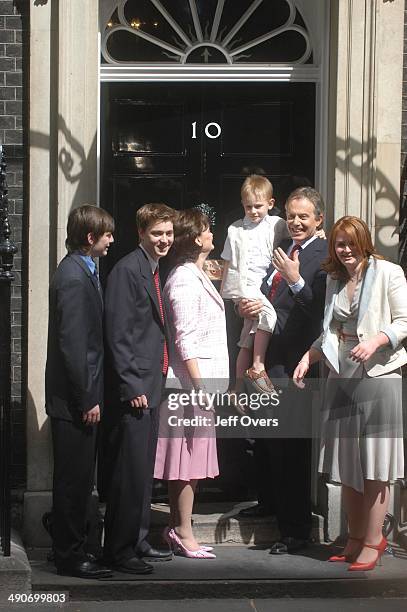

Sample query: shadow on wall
[30,116,96,205]
[30,120,407,267]
[29,118,97,276]
[25,388,52,492]
[57,115,98,214]
[335,135,400,261]
[29,126,402,261]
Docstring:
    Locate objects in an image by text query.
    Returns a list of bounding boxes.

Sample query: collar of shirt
[288,233,318,254]
[140,244,159,273]
[242,214,272,230]
[78,254,96,275]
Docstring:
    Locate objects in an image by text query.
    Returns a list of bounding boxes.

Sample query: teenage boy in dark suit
[45,204,114,578]
[103,203,176,574]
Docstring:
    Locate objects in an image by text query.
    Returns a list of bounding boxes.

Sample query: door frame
[97,1,331,506]
[97,2,331,211]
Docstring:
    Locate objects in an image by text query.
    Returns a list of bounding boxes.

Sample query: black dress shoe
[113,557,154,574]
[57,559,113,579]
[269,537,308,555]
[50,551,96,564]
[238,504,274,518]
[140,547,173,562]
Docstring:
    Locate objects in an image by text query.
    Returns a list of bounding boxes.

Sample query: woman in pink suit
[154,209,229,559]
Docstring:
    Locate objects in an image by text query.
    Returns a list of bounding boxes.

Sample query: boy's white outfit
[221,214,288,348]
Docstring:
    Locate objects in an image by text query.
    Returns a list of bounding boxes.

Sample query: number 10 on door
[191,121,221,139]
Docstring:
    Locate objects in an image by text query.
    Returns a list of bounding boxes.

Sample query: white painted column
[323,0,405,541]
[330,0,404,261]
[374,0,404,255]
[25,0,99,547]
[56,0,99,260]
[25,1,53,543]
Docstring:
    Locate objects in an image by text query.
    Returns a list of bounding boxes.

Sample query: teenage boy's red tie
[153,268,169,375]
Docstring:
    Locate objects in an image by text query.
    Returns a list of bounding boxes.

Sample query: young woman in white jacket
[293,216,407,572]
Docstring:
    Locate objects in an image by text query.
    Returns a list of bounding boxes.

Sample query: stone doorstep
[148,502,324,546]
[19,501,407,601]
[28,545,407,601]
[23,494,324,549]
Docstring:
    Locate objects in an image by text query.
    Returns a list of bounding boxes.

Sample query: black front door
[100,81,315,499]
[100,81,315,271]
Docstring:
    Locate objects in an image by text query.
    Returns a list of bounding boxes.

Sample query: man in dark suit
[239,187,327,553]
[103,203,176,574]
[45,204,114,578]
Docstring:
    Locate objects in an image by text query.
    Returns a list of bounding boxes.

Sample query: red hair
[323,216,383,280]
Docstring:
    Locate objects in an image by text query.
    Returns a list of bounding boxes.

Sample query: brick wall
[0,0,27,491]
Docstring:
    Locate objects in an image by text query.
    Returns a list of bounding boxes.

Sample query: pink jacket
[164,263,229,392]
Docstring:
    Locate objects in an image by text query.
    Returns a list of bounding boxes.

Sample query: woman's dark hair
[66,204,114,252]
[323,215,383,280]
[171,209,209,264]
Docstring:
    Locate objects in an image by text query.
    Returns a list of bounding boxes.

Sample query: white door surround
[98,0,330,198]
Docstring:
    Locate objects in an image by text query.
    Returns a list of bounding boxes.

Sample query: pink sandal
[163,526,213,553]
[167,529,216,559]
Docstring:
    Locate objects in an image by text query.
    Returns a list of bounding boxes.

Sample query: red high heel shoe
[328,536,363,563]
[348,537,387,571]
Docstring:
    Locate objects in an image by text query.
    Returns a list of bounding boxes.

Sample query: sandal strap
[363,541,384,551]
[246,368,274,387]
[247,368,268,381]
[245,368,276,393]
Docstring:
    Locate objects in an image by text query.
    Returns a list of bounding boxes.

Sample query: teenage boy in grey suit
[45,205,114,578]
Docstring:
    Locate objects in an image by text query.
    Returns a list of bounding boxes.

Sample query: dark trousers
[256,448,276,511]
[103,406,159,564]
[51,417,97,567]
[255,437,312,540]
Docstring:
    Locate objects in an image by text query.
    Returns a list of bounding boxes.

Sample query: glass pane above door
[101,0,313,65]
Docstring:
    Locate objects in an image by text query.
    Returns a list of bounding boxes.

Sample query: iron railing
[0,146,17,556]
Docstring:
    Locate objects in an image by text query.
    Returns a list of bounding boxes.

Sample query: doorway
[100,81,315,271]
[100,80,316,499]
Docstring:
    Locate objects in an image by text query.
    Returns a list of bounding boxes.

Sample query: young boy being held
[220,174,288,394]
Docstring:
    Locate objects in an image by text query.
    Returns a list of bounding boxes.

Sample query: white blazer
[312,257,407,377]
[164,263,229,392]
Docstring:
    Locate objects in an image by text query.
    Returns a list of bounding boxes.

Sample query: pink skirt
[154,397,219,481]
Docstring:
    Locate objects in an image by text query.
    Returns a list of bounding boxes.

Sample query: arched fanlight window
[101,0,313,66]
